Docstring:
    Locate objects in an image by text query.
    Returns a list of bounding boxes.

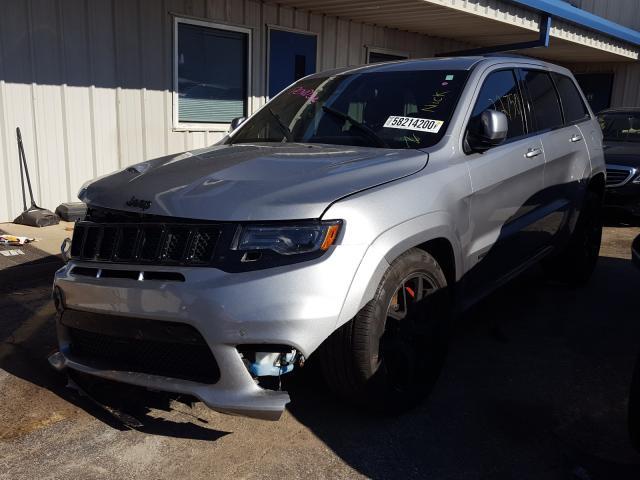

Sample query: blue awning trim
[508,0,640,47]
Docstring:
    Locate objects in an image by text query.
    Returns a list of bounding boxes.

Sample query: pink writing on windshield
[291,86,319,103]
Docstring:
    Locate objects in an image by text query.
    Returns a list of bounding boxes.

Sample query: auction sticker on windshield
[384,116,444,134]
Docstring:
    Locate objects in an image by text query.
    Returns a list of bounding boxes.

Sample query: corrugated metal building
[565,0,640,108]
[1,0,639,222]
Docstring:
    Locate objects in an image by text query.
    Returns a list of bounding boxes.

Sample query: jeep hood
[80,143,428,221]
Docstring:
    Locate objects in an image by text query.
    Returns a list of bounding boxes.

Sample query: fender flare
[335,211,463,328]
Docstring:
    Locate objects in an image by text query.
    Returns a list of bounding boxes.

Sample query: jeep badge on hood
[125,196,151,211]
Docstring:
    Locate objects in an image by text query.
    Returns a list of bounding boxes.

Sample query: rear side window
[523,70,563,132]
[552,73,590,124]
[470,69,526,140]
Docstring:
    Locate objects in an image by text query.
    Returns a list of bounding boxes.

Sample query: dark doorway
[268,29,317,98]
[575,73,614,114]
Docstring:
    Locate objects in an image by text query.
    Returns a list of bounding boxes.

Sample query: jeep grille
[71,221,221,266]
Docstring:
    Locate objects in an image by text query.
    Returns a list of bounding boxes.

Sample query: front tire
[320,248,450,413]
[543,190,602,286]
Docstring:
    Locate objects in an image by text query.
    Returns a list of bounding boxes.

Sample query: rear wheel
[543,190,602,286]
[320,248,450,413]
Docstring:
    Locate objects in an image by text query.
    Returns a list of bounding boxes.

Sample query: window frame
[365,46,410,64]
[550,72,592,127]
[265,24,320,101]
[518,68,565,135]
[173,17,252,132]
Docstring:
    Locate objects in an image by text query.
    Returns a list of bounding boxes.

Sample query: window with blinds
[176,21,249,125]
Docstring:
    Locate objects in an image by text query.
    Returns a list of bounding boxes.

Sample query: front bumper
[51,243,366,420]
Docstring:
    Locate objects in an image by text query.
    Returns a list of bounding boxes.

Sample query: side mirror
[467,109,508,153]
[229,116,246,133]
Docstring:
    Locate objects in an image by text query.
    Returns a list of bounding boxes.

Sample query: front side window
[598,112,640,143]
[469,69,526,141]
[552,73,590,124]
[176,20,249,126]
[523,70,563,132]
[229,69,469,149]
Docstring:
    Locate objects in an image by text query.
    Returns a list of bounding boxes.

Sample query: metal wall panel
[563,0,640,109]
[1,1,42,219]
[567,60,640,109]
[0,0,469,221]
[571,0,640,31]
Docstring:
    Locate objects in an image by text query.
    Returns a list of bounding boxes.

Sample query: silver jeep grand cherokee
[50,56,605,420]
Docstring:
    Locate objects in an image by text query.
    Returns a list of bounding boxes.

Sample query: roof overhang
[269,0,640,62]
[509,0,640,47]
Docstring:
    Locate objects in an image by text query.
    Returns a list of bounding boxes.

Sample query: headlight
[234,221,341,256]
[77,179,93,198]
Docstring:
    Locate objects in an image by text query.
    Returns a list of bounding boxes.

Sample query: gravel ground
[1,222,640,479]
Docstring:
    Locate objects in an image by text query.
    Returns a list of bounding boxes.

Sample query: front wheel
[319,248,451,413]
[543,190,602,286]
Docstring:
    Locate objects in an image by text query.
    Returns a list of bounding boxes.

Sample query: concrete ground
[0,221,73,274]
[1,219,640,479]
[0,221,74,257]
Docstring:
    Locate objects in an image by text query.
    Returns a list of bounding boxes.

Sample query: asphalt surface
[1,221,640,479]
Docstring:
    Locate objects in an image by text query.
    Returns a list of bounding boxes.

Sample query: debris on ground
[66,374,144,429]
[0,234,36,246]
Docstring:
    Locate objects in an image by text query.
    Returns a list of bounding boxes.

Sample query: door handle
[525,147,542,158]
[570,134,583,143]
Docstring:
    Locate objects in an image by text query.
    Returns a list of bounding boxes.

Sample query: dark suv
[598,108,640,215]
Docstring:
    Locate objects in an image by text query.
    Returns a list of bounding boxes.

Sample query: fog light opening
[237,344,300,391]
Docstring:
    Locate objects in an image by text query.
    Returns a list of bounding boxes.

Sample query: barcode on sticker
[383,116,444,133]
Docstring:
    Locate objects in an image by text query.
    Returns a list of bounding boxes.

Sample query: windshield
[598,112,640,143]
[229,69,469,149]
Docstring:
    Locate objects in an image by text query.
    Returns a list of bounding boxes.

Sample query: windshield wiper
[321,105,389,148]
[267,107,293,142]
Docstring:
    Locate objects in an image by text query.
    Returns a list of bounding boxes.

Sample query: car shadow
[3,249,640,476]
[0,253,230,442]
[285,256,640,479]
[603,208,640,227]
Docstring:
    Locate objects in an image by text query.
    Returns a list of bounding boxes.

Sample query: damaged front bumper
[48,348,290,421]
[50,243,365,420]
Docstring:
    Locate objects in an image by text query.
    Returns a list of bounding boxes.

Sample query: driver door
[462,68,546,301]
